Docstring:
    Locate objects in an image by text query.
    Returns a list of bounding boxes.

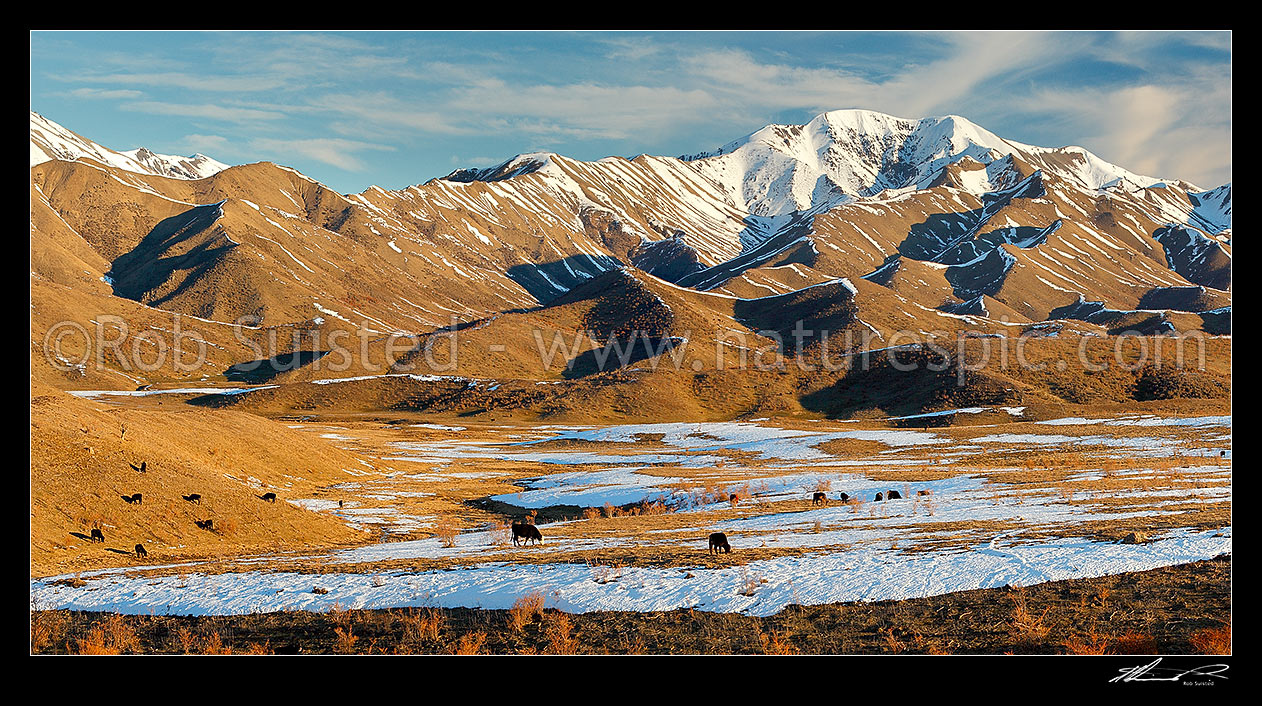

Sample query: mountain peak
[677,108,1183,216]
[30,110,228,180]
[440,152,565,184]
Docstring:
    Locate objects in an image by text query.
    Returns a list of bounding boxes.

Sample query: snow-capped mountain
[680,109,1183,217]
[30,107,1229,342]
[30,111,228,180]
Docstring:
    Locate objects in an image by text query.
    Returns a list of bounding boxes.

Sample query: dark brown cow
[135,544,148,558]
[838,492,850,503]
[90,528,105,543]
[887,490,903,500]
[512,523,543,546]
[708,532,731,554]
[259,492,277,503]
[121,493,143,505]
[916,489,932,497]
[183,493,201,504]
[874,492,884,502]
[812,492,828,506]
[195,519,214,531]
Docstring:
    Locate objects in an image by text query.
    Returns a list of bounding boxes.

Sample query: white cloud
[678,34,1070,123]
[121,101,287,123]
[1010,76,1231,188]
[71,71,285,92]
[451,155,506,167]
[182,133,232,155]
[66,87,144,100]
[301,93,476,137]
[446,83,721,140]
[248,137,395,172]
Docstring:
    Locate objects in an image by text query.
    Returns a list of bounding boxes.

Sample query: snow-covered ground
[67,386,272,397]
[1034,415,1232,428]
[385,422,948,471]
[520,422,948,458]
[32,415,1230,617]
[30,527,1230,617]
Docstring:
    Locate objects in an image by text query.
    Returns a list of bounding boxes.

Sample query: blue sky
[30,30,1231,194]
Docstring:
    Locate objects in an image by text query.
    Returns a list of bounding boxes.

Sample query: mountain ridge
[30,107,1231,394]
[30,110,229,180]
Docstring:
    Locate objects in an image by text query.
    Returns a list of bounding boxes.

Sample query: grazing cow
[129,461,147,473]
[338,499,344,508]
[874,492,884,502]
[259,492,277,503]
[195,519,214,531]
[708,532,731,555]
[121,493,143,505]
[729,493,739,504]
[916,489,932,497]
[812,492,828,506]
[887,490,903,500]
[90,528,105,543]
[511,523,543,546]
[838,492,850,503]
[183,493,201,504]
[134,544,147,558]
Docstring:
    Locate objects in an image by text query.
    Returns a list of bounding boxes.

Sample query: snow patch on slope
[30,111,228,179]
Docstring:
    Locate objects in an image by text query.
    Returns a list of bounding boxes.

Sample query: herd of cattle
[81,460,289,560]
[711,488,931,555]
[85,462,933,561]
[812,488,930,505]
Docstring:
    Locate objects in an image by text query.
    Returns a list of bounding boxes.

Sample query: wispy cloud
[66,87,144,100]
[451,154,507,167]
[298,92,475,136]
[446,83,721,140]
[1012,80,1231,188]
[871,32,1073,117]
[247,137,395,171]
[181,133,232,155]
[69,71,285,92]
[599,36,662,62]
[677,33,1069,124]
[120,101,287,123]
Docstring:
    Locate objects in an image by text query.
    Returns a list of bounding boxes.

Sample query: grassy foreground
[31,555,1230,655]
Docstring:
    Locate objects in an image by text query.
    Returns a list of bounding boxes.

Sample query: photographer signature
[1110,658,1229,683]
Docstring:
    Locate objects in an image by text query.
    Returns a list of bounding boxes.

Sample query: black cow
[708,532,731,554]
[838,492,850,503]
[135,544,148,558]
[812,492,828,506]
[874,492,884,502]
[129,461,146,473]
[887,490,903,500]
[512,523,543,546]
[195,519,214,531]
[183,493,201,504]
[121,493,143,505]
[90,528,105,543]
[259,492,277,503]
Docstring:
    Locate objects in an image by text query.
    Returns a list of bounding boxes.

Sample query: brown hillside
[31,383,370,577]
